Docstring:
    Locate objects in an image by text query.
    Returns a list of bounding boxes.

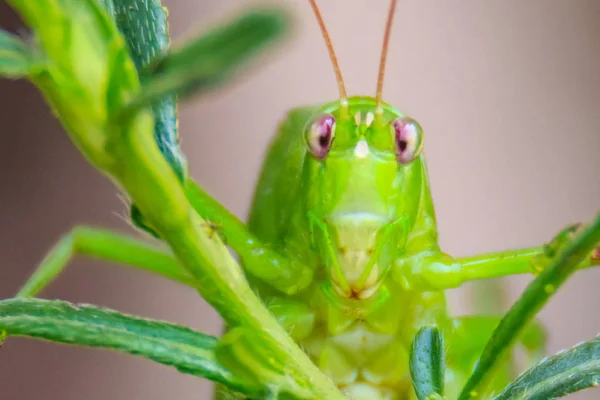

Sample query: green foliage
[0,0,345,398]
[0,298,263,396]
[112,2,290,239]
[410,326,445,400]
[493,335,600,400]
[458,213,600,399]
[100,0,185,234]
[129,10,290,109]
[103,0,183,180]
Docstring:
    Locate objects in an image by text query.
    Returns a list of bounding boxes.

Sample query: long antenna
[308,0,347,100]
[375,0,398,109]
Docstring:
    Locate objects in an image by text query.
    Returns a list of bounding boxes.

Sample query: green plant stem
[112,108,343,398]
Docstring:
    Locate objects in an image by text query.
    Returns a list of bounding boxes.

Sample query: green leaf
[105,4,291,240]
[102,0,184,184]
[99,0,186,236]
[0,298,263,397]
[97,0,115,16]
[410,325,445,400]
[493,335,600,400]
[458,213,600,400]
[0,29,38,77]
[120,8,291,114]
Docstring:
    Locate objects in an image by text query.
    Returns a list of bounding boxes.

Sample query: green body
[215,97,522,399]
[246,98,444,399]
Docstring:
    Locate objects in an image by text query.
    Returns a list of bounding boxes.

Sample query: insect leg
[396,224,600,291]
[185,180,314,295]
[264,296,315,341]
[16,226,197,297]
[399,246,598,290]
[456,222,600,283]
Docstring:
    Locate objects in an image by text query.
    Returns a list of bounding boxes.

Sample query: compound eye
[306,114,336,159]
[392,117,423,164]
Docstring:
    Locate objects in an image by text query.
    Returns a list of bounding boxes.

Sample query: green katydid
[12,0,599,399]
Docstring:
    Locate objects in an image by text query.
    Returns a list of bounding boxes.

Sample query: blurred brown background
[1,1,599,399]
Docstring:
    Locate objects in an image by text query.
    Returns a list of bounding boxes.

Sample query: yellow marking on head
[354,139,369,159]
[354,111,362,126]
[364,112,375,127]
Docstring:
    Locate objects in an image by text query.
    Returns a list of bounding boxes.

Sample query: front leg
[186,180,314,295]
[394,224,600,291]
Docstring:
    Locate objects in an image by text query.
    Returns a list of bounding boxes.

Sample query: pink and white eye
[393,117,424,164]
[306,114,336,159]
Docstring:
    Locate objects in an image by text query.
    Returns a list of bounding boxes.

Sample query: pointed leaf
[120,8,290,114]
[410,325,446,400]
[99,0,186,236]
[102,0,184,183]
[458,213,600,399]
[0,298,263,397]
[493,335,600,400]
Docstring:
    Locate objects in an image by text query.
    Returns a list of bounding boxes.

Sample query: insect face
[302,0,432,301]
[302,97,426,299]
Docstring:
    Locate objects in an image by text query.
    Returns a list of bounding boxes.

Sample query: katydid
[13,1,599,399]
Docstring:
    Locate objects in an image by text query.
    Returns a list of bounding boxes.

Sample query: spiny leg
[395,224,600,291]
[458,222,600,282]
[16,226,198,297]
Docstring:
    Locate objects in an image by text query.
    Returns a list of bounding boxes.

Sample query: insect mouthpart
[354,139,369,159]
[320,212,399,300]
